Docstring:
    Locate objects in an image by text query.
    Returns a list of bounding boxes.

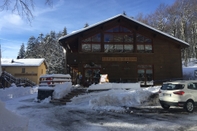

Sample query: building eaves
[59,14,189,47]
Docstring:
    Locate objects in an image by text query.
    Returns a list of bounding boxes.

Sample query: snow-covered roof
[59,14,189,47]
[1,58,46,67]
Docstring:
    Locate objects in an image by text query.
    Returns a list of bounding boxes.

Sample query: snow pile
[182,58,197,79]
[88,83,141,91]
[0,100,29,131]
[0,84,37,101]
[53,82,72,99]
[89,86,160,111]
[68,84,160,112]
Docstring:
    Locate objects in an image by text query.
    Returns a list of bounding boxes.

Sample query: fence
[1,71,36,87]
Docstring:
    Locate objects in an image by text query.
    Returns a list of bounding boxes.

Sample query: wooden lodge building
[59,14,189,86]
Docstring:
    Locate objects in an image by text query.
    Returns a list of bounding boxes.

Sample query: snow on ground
[0,100,28,131]
[52,82,72,99]
[0,83,160,131]
[1,60,197,130]
[73,83,160,112]
[182,58,197,79]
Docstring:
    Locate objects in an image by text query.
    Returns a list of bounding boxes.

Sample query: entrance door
[84,63,101,86]
[137,65,153,86]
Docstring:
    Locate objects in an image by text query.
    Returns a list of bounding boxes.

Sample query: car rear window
[161,83,185,90]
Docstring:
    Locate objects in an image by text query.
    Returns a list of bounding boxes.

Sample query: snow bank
[89,86,160,111]
[0,85,37,101]
[53,82,72,99]
[88,83,141,91]
[182,67,197,79]
[0,100,28,131]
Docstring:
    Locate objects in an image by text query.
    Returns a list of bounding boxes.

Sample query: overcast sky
[0,0,175,58]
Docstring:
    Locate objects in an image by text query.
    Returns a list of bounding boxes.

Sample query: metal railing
[1,71,36,87]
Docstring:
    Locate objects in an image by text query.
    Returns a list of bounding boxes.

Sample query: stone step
[50,88,87,104]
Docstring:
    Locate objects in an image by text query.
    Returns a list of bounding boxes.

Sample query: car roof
[163,80,197,84]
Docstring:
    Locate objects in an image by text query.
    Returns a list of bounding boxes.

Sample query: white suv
[159,80,197,113]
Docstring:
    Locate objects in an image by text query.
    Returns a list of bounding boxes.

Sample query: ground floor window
[138,65,153,85]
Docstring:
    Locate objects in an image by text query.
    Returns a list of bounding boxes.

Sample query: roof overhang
[59,14,189,48]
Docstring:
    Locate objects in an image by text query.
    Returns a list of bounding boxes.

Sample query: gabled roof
[59,14,189,47]
[1,58,48,68]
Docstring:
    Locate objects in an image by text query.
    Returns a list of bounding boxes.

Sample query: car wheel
[184,100,194,113]
[161,104,170,110]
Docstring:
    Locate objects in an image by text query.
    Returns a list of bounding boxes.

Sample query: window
[82,43,101,52]
[22,68,25,73]
[188,83,197,90]
[82,34,101,42]
[81,26,154,53]
[84,64,101,84]
[104,44,133,53]
[104,26,134,53]
[124,45,133,52]
[124,34,133,42]
[81,33,101,52]
[82,44,91,52]
[136,33,152,53]
[104,34,113,42]
[92,44,101,52]
[104,26,134,43]
[161,84,185,90]
[106,26,132,33]
[138,65,153,82]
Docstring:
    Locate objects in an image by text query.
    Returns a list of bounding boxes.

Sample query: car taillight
[173,91,185,95]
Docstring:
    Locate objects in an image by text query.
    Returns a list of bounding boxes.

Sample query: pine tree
[25,36,37,58]
[24,29,67,74]
[62,27,67,36]
[18,43,25,59]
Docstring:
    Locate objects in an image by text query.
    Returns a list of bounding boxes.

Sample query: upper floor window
[136,33,152,53]
[104,26,134,53]
[22,68,25,73]
[82,33,101,52]
[80,26,153,54]
[82,34,101,42]
[82,43,101,52]
[106,26,132,33]
[104,26,134,43]
[104,44,134,53]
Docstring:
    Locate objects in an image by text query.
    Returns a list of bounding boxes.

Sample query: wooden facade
[59,15,189,86]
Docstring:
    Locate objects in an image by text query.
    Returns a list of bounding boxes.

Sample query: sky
[0,0,176,58]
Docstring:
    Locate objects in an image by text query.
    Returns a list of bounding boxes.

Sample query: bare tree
[136,0,197,66]
[0,0,53,22]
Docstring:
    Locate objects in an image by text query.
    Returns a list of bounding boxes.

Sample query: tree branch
[0,0,53,23]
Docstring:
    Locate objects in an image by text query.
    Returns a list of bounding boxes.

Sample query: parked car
[159,80,197,113]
